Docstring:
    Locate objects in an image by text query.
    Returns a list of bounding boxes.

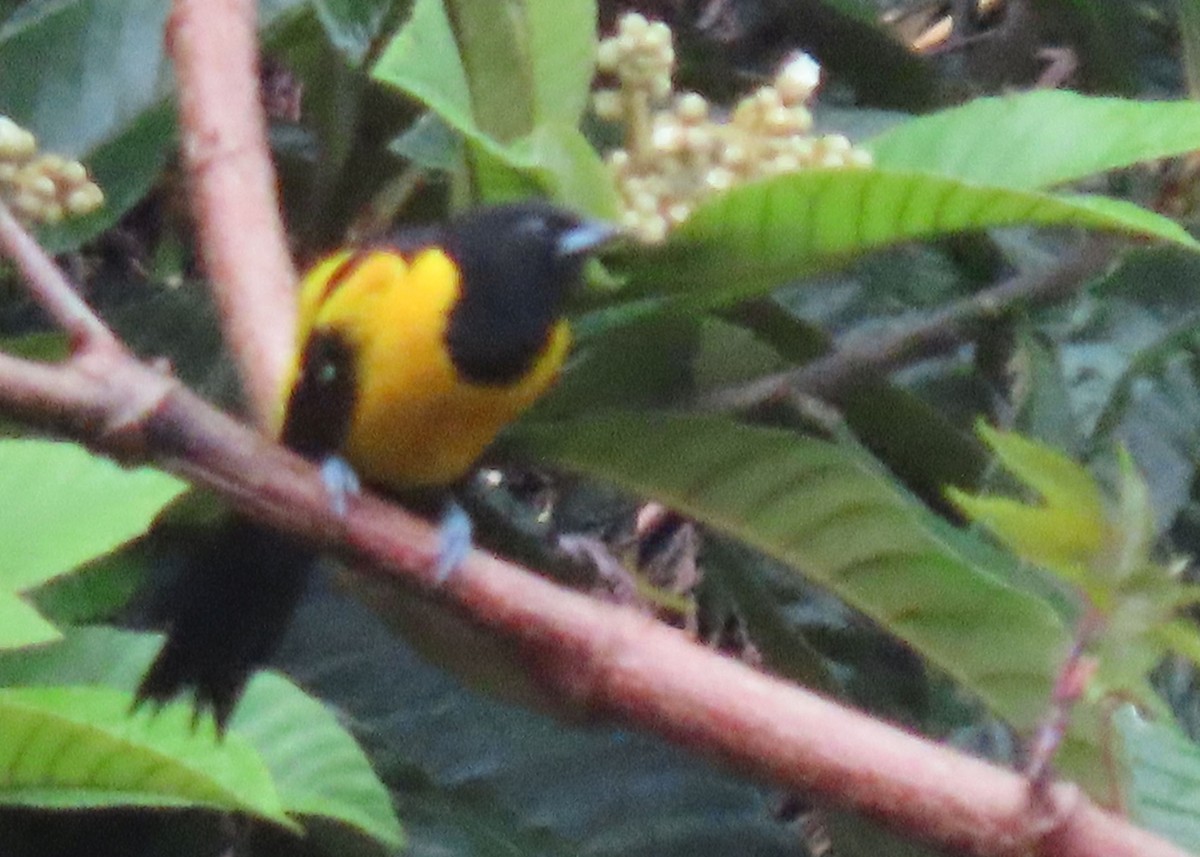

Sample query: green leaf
[0,332,70,363]
[867,92,1200,190]
[444,0,595,139]
[625,168,1197,310]
[521,0,597,127]
[311,0,393,66]
[514,122,621,218]
[388,111,465,174]
[974,420,1104,513]
[231,673,405,849]
[0,0,171,155]
[0,593,59,650]
[372,0,478,146]
[539,313,785,418]
[1008,328,1083,454]
[444,0,535,142]
[515,413,1068,730]
[949,428,1198,722]
[0,627,402,849]
[0,685,292,826]
[1119,706,1200,852]
[0,1,180,250]
[371,0,607,211]
[29,546,148,627]
[1153,620,1200,670]
[0,439,186,593]
[282,587,806,857]
[947,425,1107,581]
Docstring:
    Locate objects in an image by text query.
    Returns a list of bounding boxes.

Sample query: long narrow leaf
[515,412,1116,788]
[867,91,1200,190]
[626,167,1197,308]
[0,686,291,826]
[517,415,1067,724]
[0,628,403,849]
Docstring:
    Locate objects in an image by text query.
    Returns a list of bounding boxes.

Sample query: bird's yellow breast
[281,247,569,490]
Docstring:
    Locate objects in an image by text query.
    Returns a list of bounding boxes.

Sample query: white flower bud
[720,142,747,168]
[39,201,63,224]
[596,39,621,72]
[775,52,821,105]
[592,89,624,120]
[639,214,669,243]
[619,13,649,40]
[608,149,632,173]
[0,117,35,158]
[66,184,104,213]
[24,172,57,198]
[652,119,684,154]
[676,92,708,124]
[848,149,873,168]
[645,21,672,53]
[666,201,691,223]
[820,134,852,155]
[632,188,661,215]
[57,160,89,185]
[761,153,794,175]
[705,167,735,191]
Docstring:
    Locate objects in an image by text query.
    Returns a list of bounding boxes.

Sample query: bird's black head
[441,202,618,385]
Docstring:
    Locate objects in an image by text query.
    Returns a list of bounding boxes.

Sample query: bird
[134,201,618,731]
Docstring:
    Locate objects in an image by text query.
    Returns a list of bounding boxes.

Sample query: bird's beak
[557,219,623,258]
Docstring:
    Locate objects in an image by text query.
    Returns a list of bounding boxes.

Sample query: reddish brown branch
[0,203,120,353]
[166,0,297,429]
[0,339,1188,857]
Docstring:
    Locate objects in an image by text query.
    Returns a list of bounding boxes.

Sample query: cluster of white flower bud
[594,16,871,243]
[594,12,674,109]
[0,116,104,225]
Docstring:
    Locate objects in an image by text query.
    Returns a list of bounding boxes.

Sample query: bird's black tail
[134,514,316,732]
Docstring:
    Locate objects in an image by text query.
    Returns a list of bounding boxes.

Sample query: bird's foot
[435,500,473,583]
[320,456,362,517]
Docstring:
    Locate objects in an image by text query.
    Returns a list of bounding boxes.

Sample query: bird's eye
[317,358,339,385]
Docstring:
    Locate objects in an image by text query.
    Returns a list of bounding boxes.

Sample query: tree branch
[166,0,296,430]
[0,345,1185,857]
[702,235,1118,411]
[0,202,120,353]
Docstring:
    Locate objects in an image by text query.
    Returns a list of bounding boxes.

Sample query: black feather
[134,517,316,731]
[442,203,595,384]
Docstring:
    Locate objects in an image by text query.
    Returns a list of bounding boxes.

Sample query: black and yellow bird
[135,201,617,729]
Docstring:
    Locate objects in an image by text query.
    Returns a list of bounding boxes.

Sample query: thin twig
[0,202,120,352]
[701,235,1119,411]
